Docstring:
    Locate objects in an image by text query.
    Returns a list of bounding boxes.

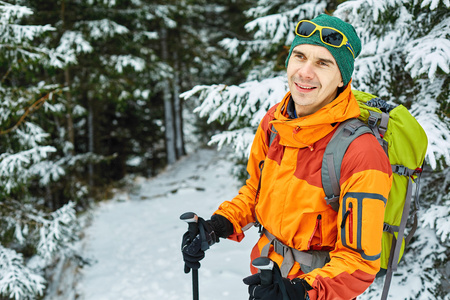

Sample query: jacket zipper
[341,202,353,244]
[348,202,353,244]
[307,214,322,249]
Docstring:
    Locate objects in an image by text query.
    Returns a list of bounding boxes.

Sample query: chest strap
[261,229,330,277]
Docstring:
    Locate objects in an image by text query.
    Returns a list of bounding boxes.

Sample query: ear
[338,80,344,88]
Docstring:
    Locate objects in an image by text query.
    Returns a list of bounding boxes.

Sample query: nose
[297,61,315,80]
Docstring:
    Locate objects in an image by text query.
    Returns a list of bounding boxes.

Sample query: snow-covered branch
[184,76,288,128]
[36,202,78,261]
[0,246,46,300]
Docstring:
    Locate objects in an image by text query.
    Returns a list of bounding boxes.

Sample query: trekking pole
[252,257,289,300]
[180,212,200,300]
[252,257,274,286]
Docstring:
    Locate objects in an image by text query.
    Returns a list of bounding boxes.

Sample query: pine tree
[0,2,78,299]
[26,0,168,183]
[150,0,256,156]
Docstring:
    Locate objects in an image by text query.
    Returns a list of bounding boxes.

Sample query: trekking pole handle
[180,212,200,300]
[180,212,199,240]
[252,257,274,287]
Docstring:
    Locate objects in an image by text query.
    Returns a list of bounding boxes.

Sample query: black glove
[181,214,233,273]
[181,230,206,273]
[243,262,309,300]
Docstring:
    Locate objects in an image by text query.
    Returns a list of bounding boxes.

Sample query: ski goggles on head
[294,20,355,59]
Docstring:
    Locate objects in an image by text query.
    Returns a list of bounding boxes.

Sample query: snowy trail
[79,149,259,300]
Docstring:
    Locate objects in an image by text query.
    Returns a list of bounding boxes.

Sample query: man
[181,14,392,300]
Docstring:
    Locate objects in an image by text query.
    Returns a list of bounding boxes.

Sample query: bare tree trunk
[61,0,75,152]
[88,95,94,189]
[61,0,80,208]
[173,51,186,157]
[160,27,177,165]
[64,69,75,151]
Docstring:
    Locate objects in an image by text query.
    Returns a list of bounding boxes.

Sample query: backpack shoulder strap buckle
[343,121,360,135]
[367,112,380,128]
[367,110,389,134]
[324,195,339,205]
[324,195,340,212]
[392,164,414,176]
[383,223,399,234]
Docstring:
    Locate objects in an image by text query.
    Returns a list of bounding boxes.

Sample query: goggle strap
[345,42,355,59]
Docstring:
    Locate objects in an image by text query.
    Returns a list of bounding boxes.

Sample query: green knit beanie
[285,14,362,86]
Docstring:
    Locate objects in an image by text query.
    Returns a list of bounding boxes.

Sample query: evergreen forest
[0,0,448,299]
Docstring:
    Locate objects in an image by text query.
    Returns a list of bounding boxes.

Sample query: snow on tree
[0,245,46,300]
[184,0,450,298]
[334,0,450,170]
[0,2,78,299]
[333,1,450,298]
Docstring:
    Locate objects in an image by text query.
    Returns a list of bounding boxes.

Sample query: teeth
[296,83,315,89]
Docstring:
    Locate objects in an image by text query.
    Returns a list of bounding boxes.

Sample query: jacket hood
[270,82,360,149]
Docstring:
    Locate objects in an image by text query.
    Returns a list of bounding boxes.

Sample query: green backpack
[267,90,428,299]
[321,90,428,299]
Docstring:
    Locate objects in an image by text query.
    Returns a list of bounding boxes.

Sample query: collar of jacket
[270,82,360,150]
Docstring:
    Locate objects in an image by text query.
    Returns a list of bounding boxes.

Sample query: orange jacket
[214,84,393,300]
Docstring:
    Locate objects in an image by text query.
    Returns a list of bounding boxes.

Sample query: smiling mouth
[295,83,316,90]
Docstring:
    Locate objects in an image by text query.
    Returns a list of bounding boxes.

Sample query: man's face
[287,44,344,117]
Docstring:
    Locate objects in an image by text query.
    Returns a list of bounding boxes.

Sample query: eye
[318,61,329,67]
[294,53,305,60]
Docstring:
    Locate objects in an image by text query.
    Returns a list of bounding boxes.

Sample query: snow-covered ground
[77,148,260,300]
[68,147,438,300]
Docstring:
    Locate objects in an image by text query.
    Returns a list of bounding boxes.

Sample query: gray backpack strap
[269,125,278,147]
[261,229,329,277]
[404,163,424,247]
[367,111,389,156]
[321,119,374,212]
[380,166,416,300]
